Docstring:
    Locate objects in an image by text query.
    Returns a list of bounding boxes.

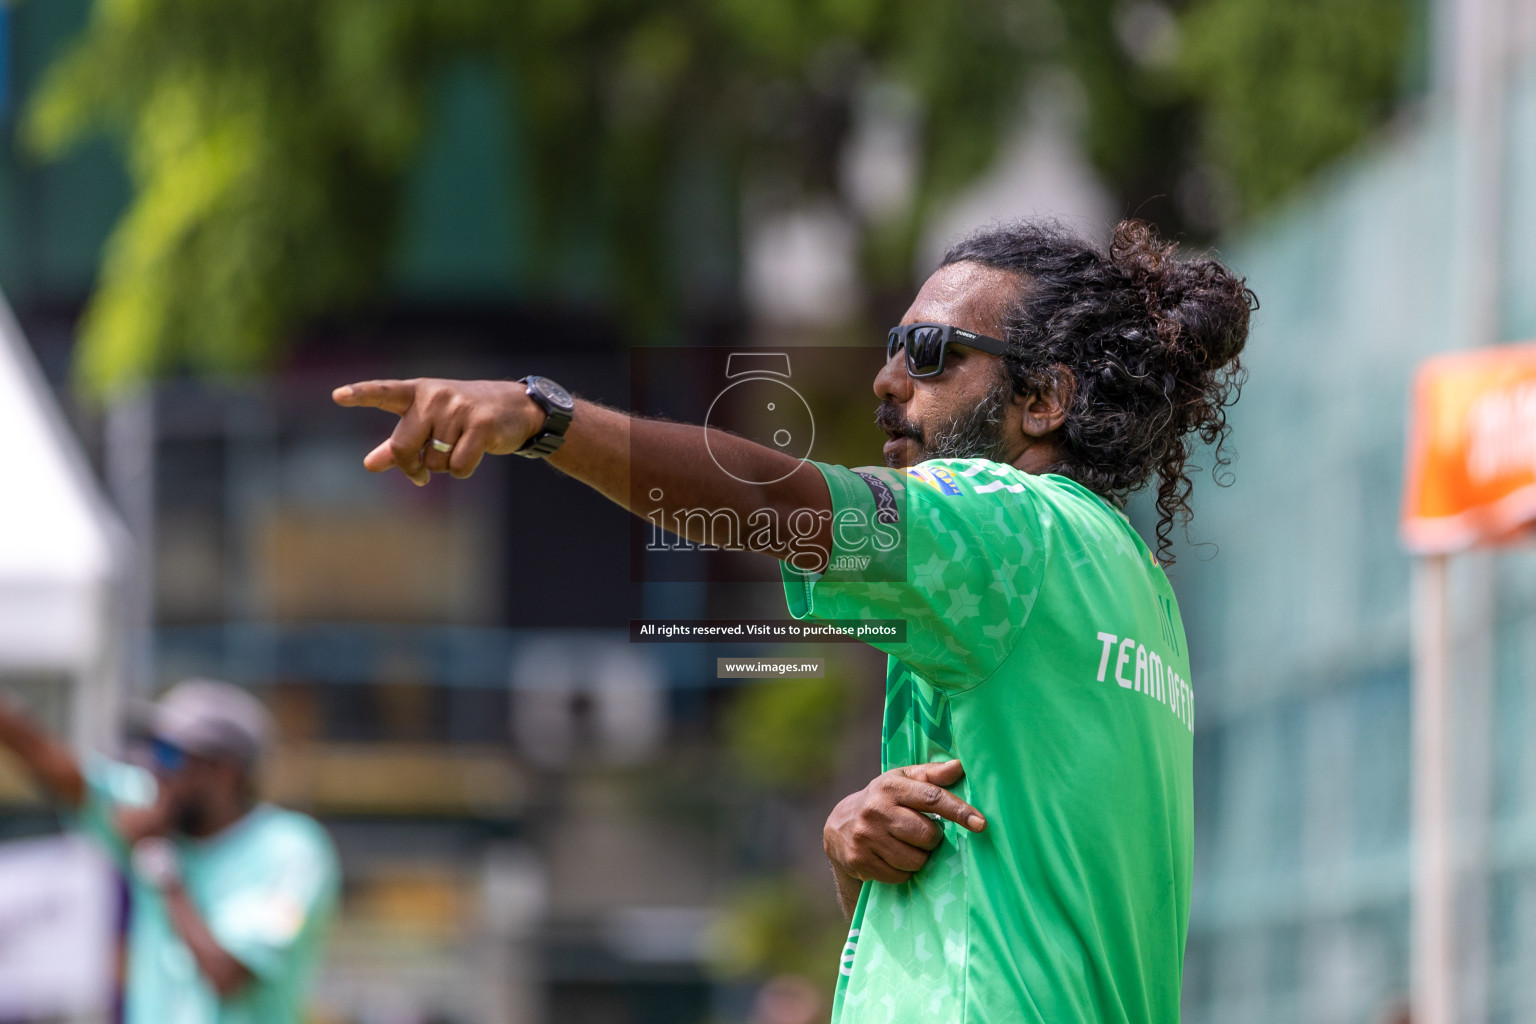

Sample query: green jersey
[76,758,340,1024]
[782,459,1194,1024]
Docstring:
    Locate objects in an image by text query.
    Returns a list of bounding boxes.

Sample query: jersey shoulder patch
[911,460,1033,497]
[905,465,963,495]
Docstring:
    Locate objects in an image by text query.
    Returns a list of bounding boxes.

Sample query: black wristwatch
[515,376,575,458]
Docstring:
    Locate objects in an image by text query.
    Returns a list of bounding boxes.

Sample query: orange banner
[1402,342,1536,552]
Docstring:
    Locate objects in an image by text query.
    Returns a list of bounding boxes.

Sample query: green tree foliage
[26,1,445,392]
[27,0,1414,395]
[28,0,1044,394]
[1057,0,1415,230]
[1175,0,1414,214]
[709,876,849,983]
[724,674,852,790]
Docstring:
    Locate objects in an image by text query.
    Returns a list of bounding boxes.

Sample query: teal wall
[390,60,530,303]
[1178,60,1536,1024]
[0,0,130,304]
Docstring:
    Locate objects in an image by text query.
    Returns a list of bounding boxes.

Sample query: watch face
[531,377,574,411]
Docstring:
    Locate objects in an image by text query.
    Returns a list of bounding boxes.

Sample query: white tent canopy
[0,291,126,750]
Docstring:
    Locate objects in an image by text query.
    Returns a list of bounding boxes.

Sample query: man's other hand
[116,784,178,846]
[823,760,986,886]
[0,692,85,809]
[332,378,542,485]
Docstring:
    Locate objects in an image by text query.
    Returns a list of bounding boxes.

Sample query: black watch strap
[515,376,574,458]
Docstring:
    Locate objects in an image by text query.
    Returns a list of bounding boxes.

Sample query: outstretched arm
[333,378,834,562]
[0,694,84,809]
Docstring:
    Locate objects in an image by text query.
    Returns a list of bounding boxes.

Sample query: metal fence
[1177,56,1536,1024]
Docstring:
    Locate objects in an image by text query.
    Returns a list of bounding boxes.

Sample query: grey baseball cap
[146,679,275,767]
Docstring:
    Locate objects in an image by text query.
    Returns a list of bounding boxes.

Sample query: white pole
[103,386,156,699]
[1444,0,1507,1015]
[1413,552,1453,1024]
[1450,0,1505,352]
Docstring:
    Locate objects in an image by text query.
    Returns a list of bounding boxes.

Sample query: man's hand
[332,378,544,485]
[823,760,985,914]
[116,785,178,846]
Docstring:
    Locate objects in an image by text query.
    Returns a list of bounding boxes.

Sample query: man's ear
[1015,363,1076,439]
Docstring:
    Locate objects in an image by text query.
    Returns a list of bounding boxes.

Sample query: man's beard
[877,374,1014,468]
[174,796,209,836]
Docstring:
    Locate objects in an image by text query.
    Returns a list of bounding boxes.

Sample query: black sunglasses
[150,737,188,775]
[886,322,1009,378]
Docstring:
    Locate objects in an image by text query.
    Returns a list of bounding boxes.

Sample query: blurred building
[24,1,1536,1023]
[1175,16,1536,1024]
[0,4,754,1023]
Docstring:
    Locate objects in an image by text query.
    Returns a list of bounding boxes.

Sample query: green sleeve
[782,460,1046,689]
[70,756,157,870]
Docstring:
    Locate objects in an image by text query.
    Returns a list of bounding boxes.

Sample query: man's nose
[873,351,912,403]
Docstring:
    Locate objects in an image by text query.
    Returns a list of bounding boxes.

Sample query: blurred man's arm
[165,826,338,1001]
[333,379,833,561]
[161,881,255,997]
[1,697,170,869]
[0,694,84,809]
[133,839,255,997]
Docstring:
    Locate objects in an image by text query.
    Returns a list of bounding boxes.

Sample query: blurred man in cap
[0,679,339,1024]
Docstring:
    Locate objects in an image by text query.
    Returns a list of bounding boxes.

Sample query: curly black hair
[942,219,1255,564]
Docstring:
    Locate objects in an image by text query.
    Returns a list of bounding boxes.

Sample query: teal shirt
[784,460,1194,1024]
[77,758,340,1024]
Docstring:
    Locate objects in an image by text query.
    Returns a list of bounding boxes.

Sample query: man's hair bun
[1108,219,1251,375]
[942,218,1257,563]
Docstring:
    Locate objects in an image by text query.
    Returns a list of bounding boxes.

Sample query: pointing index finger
[333,379,417,415]
[891,774,986,833]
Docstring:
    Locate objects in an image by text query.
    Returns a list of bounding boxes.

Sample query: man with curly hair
[336,218,1252,1023]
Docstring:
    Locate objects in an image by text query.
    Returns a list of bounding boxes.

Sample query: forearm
[335,377,835,561]
[162,884,253,998]
[0,697,84,808]
[548,399,832,559]
[829,859,863,920]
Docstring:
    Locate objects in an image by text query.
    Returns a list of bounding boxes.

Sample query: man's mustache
[876,402,922,444]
